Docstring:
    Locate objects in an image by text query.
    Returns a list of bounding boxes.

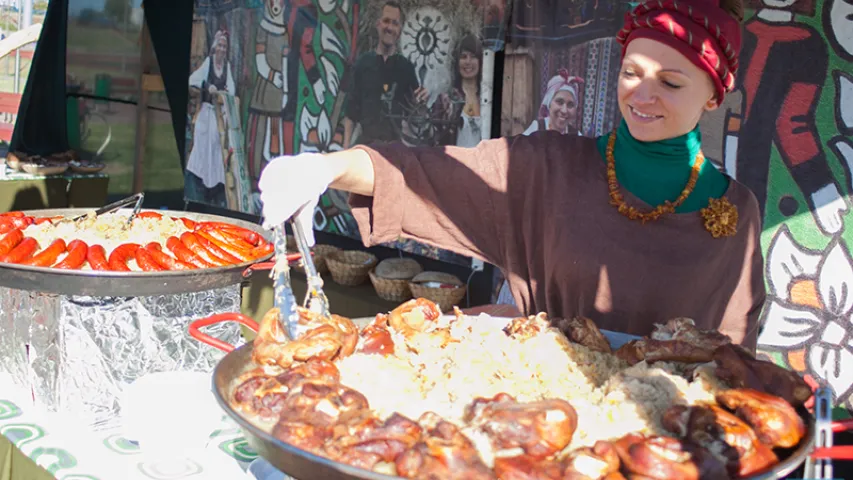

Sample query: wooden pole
[131,18,151,194]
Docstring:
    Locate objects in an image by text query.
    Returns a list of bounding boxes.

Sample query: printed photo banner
[184,0,508,266]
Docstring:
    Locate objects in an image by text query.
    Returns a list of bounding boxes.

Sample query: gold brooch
[700,197,738,238]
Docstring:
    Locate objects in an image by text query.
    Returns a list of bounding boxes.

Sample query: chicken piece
[662,404,777,477]
[615,320,732,365]
[358,319,395,355]
[283,381,370,428]
[395,412,495,480]
[562,440,622,480]
[252,307,358,369]
[384,298,458,352]
[682,442,732,480]
[612,433,700,480]
[504,313,551,340]
[555,316,612,354]
[325,412,423,470]
[651,318,731,349]
[297,308,359,357]
[272,419,333,455]
[231,373,290,420]
[613,339,717,365]
[493,455,564,480]
[713,344,812,407]
[464,393,578,458]
[715,389,805,448]
[614,340,647,365]
[274,357,340,390]
[387,298,443,336]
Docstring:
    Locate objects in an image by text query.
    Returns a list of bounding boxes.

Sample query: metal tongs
[64,192,145,227]
[271,205,330,341]
[804,385,834,479]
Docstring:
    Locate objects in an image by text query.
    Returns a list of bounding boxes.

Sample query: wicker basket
[369,258,423,302]
[326,250,378,286]
[409,271,466,312]
[311,244,340,274]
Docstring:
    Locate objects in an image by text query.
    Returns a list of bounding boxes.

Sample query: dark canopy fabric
[10,0,194,168]
[145,0,194,168]
[10,0,69,155]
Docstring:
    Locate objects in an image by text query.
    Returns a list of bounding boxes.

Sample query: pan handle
[831,418,853,433]
[189,313,260,353]
[242,253,306,278]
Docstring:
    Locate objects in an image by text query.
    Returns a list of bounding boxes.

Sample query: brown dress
[349,131,766,349]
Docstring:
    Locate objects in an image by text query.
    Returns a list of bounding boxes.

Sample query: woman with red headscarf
[259,0,764,349]
[523,69,584,136]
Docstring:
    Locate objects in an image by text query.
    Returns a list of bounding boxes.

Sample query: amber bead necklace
[605,130,703,223]
[604,130,739,237]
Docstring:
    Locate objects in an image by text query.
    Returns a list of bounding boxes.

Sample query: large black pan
[189,313,817,480]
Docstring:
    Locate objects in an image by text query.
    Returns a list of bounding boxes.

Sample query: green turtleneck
[595,120,729,213]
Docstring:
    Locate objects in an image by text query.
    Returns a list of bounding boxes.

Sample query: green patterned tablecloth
[0,375,261,480]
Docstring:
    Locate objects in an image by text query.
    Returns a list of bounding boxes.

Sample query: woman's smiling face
[618,38,718,142]
[458,50,480,80]
[549,90,577,132]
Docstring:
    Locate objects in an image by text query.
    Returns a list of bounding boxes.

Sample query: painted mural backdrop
[719,0,853,415]
[186,0,502,266]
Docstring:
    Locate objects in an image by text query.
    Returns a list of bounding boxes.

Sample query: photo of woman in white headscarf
[523,68,583,136]
[185,28,236,208]
[434,33,484,148]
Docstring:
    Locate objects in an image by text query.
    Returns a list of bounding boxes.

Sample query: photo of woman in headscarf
[523,68,583,136]
[186,28,236,208]
[433,33,484,148]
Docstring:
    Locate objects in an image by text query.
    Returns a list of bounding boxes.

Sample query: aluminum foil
[0,285,243,430]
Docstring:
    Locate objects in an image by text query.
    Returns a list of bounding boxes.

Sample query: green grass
[66,23,138,55]
[83,117,184,196]
[0,57,31,93]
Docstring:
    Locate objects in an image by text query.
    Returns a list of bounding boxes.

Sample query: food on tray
[0,210,271,271]
[228,298,811,479]
[712,343,813,408]
[614,317,733,365]
[555,316,613,354]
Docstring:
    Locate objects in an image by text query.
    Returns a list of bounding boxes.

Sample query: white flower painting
[758,225,853,408]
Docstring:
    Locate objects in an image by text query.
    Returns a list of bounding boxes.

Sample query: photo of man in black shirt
[343,1,429,147]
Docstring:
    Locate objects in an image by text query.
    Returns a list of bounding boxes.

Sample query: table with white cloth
[0,373,292,480]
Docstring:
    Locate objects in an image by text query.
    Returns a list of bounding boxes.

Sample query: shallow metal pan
[191,314,817,480]
[0,208,272,297]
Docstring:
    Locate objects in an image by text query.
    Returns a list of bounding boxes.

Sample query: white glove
[273,71,283,89]
[258,153,335,246]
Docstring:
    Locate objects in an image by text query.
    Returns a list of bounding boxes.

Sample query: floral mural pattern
[757,225,853,411]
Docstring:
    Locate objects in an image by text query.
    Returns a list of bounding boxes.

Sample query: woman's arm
[188,58,209,88]
[260,131,566,265]
[325,148,375,196]
[336,136,545,265]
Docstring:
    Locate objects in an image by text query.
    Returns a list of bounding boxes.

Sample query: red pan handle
[242,253,306,278]
[189,313,260,353]
[832,418,853,433]
[811,446,853,460]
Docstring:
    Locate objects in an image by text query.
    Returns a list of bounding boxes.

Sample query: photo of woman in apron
[186,28,235,208]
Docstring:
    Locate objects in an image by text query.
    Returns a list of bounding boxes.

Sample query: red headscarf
[616,0,741,103]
